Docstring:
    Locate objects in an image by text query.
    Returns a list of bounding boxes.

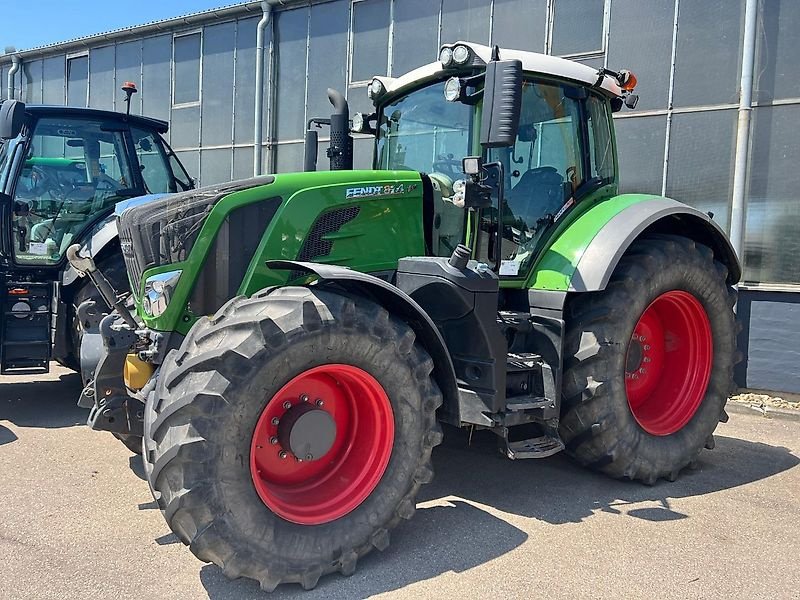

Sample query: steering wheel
[29,165,65,201]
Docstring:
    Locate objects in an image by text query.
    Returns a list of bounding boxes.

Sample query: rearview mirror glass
[0,100,25,140]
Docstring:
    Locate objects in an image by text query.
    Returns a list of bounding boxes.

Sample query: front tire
[560,235,737,484]
[143,286,443,591]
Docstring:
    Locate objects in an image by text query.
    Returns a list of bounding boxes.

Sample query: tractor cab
[0,99,193,373]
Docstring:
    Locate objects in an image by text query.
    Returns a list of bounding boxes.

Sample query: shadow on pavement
[0,423,18,445]
[200,500,527,599]
[0,372,84,434]
[198,424,797,598]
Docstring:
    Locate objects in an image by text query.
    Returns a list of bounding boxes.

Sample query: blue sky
[3,1,236,51]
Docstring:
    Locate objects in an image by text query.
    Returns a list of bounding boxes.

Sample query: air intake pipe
[326,88,353,171]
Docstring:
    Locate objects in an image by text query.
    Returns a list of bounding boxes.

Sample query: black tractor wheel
[560,235,737,484]
[142,286,443,591]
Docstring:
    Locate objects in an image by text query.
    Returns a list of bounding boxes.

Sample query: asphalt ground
[1,365,798,600]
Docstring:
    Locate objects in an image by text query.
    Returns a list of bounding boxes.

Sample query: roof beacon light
[452,45,470,65]
[618,70,637,91]
[121,81,138,116]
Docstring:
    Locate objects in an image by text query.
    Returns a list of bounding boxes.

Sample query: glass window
[42,56,65,105]
[275,143,304,172]
[170,104,200,149]
[130,126,178,194]
[200,148,232,186]
[22,60,43,104]
[607,0,673,111]
[753,0,800,103]
[116,41,142,114]
[89,46,115,110]
[666,110,737,231]
[441,0,491,45]
[201,22,235,147]
[587,95,614,182]
[489,81,583,270]
[491,0,547,52]
[66,56,88,107]
[173,33,201,105]
[743,104,800,285]
[673,0,743,108]
[351,0,390,82]
[142,35,172,122]
[13,117,134,265]
[307,2,349,124]
[614,115,666,196]
[275,7,309,141]
[391,0,440,75]
[551,0,606,56]
[376,80,474,178]
[234,17,259,145]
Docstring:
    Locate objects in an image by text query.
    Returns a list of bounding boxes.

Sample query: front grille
[118,226,141,294]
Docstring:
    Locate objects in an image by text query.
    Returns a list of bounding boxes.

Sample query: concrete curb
[726,400,800,423]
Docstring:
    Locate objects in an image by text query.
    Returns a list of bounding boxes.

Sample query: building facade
[1,0,798,392]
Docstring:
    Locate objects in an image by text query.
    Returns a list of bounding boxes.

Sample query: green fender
[527,194,741,292]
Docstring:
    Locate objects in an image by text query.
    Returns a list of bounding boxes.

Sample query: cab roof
[22,105,169,133]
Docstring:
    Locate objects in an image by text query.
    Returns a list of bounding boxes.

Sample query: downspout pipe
[253,0,274,176]
[729,0,759,263]
[7,55,21,100]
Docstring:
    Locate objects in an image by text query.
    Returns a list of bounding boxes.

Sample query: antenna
[121,81,137,117]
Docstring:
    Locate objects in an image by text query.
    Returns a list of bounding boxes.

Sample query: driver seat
[507,167,565,230]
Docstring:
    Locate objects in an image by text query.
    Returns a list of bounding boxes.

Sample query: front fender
[266,260,461,425]
[528,195,741,292]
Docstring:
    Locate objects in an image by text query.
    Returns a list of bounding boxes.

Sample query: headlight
[368,78,385,100]
[444,77,463,102]
[452,44,470,64]
[351,112,365,132]
[143,270,181,318]
[439,47,454,68]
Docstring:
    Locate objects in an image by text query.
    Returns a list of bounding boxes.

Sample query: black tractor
[0,89,193,377]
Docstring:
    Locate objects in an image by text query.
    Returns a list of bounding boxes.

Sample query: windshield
[377,80,475,180]
[12,117,135,265]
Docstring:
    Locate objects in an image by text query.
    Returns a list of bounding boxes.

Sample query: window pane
[552,0,605,56]
[351,0,390,82]
[492,0,547,52]
[275,7,309,141]
[66,56,88,107]
[42,56,64,105]
[89,46,115,110]
[142,35,172,122]
[743,104,800,285]
[14,118,132,264]
[275,143,304,172]
[234,17,259,145]
[174,33,201,104]
[391,0,440,75]
[441,0,490,45]
[753,0,800,102]
[116,41,141,114]
[131,127,175,194]
[587,95,614,181]
[666,110,737,231]
[673,0,743,107]
[201,22,235,147]
[22,60,43,104]
[308,1,349,124]
[614,115,666,196]
[174,150,199,185]
[170,105,200,149]
[200,148,233,186]
[233,146,254,180]
[353,136,374,170]
[607,0,672,111]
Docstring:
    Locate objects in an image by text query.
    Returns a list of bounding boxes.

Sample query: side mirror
[0,100,25,140]
[479,58,522,149]
[303,128,319,172]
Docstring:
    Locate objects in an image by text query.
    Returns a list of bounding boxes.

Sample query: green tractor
[72,42,739,591]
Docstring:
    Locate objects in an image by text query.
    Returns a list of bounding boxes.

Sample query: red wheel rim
[250,364,394,525]
[625,291,713,436]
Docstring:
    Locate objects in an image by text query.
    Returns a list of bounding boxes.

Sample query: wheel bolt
[300,394,309,402]
[639,367,646,374]
[640,336,646,342]
[305,453,314,461]
[283,401,292,410]
[631,374,638,380]
[271,417,280,426]
[269,436,278,445]
[315,399,324,407]
[279,450,288,459]
[644,357,651,363]
[643,344,651,350]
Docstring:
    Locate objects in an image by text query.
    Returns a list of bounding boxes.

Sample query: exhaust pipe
[326,88,353,171]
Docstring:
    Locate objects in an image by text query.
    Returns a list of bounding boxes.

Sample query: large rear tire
[560,235,737,484]
[142,286,443,591]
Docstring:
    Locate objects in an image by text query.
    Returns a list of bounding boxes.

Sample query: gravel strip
[730,391,800,413]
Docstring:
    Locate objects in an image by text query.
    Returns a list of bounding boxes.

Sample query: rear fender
[266,260,461,425]
[529,195,741,293]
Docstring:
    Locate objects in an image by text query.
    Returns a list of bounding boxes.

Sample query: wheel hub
[277,403,336,461]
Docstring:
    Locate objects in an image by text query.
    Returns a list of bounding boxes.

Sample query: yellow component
[124,353,154,391]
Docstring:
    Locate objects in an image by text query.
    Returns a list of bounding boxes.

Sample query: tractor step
[502,434,565,460]
[1,281,52,374]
